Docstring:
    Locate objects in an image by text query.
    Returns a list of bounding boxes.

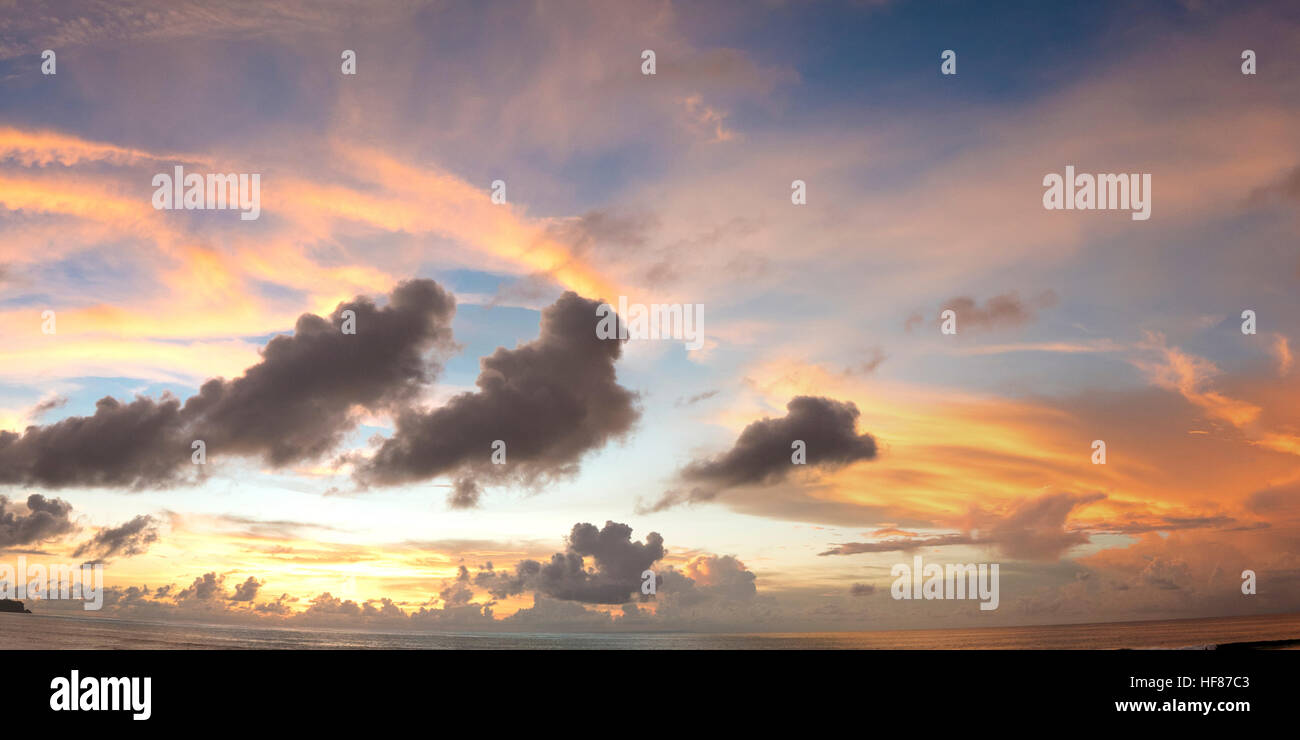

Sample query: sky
[0,0,1298,632]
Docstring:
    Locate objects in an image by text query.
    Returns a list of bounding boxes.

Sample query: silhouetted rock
[0,598,31,613]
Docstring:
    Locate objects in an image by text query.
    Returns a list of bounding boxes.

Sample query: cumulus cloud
[176,572,225,602]
[72,514,159,562]
[0,396,190,489]
[0,279,457,489]
[679,554,757,599]
[355,291,640,508]
[643,396,877,512]
[474,559,542,600]
[0,494,76,549]
[183,279,457,466]
[473,520,664,605]
[533,521,665,604]
[655,554,758,609]
[303,592,361,617]
[230,576,262,602]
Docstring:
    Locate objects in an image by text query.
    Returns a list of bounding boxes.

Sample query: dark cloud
[849,583,876,597]
[362,598,406,618]
[31,396,68,417]
[477,521,665,605]
[474,559,542,600]
[675,389,720,407]
[0,280,456,489]
[176,572,225,602]
[533,522,665,604]
[448,477,481,509]
[356,291,640,507]
[72,514,159,562]
[255,594,294,615]
[0,494,76,549]
[303,592,362,617]
[643,396,877,512]
[181,278,457,466]
[0,396,190,489]
[935,290,1058,333]
[230,576,262,602]
[439,565,475,607]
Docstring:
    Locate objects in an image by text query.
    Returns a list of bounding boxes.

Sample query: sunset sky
[0,0,1298,631]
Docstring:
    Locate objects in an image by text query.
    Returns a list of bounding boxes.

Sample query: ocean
[4,611,1300,649]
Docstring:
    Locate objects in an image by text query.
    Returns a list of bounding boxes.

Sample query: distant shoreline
[3,611,1299,650]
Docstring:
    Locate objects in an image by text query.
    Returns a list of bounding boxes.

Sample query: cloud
[0,395,190,489]
[72,514,159,562]
[844,347,886,376]
[643,396,877,511]
[0,279,456,488]
[0,494,76,549]
[355,291,640,507]
[1132,332,1262,428]
[176,572,225,602]
[181,278,457,466]
[980,491,1106,560]
[475,521,665,605]
[820,492,1107,561]
[1245,481,1300,515]
[230,576,262,602]
[937,290,1058,333]
[820,533,980,556]
[474,559,542,600]
[303,592,362,617]
[675,389,720,407]
[448,478,482,509]
[30,396,68,417]
[678,554,757,600]
[533,521,665,604]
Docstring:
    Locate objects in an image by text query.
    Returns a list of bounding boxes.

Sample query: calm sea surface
[4,612,1300,649]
